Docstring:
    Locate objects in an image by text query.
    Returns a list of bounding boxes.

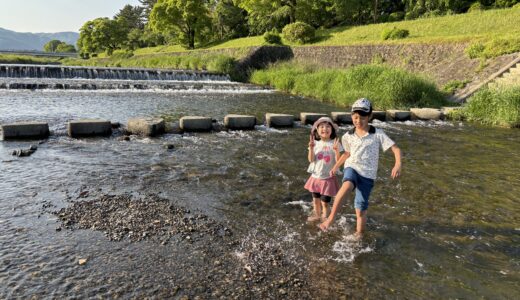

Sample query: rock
[78,258,88,265]
[164,144,175,150]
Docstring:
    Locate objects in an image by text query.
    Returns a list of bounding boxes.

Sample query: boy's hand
[391,164,401,179]
[308,134,315,148]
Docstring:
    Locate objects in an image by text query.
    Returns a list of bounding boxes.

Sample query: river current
[0,87,519,298]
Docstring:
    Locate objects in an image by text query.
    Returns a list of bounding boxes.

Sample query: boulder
[386,110,411,121]
[331,112,352,124]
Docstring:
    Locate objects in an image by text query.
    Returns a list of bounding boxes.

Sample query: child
[319,98,402,238]
[304,117,343,222]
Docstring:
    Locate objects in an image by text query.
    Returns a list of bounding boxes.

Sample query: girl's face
[352,113,370,130]
[317,123,332,139]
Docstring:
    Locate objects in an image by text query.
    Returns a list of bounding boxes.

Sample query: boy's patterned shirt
[341,126,395,180]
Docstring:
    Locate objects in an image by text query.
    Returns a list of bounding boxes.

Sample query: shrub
[381,27,410,40]
[465,42,485,59]
[464,87,520,127]
[282,22,315,44]
[207,55,236,75]
[467,2,485,12]
[388,12,405,22]
[263,31,282,45]
[443,80,469,94]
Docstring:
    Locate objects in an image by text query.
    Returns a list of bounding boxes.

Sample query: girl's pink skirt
[304,176,339,197]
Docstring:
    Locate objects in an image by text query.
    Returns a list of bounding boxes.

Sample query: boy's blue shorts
[342,167,374,211]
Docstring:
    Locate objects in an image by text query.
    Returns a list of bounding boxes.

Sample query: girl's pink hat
[311,117,338,133]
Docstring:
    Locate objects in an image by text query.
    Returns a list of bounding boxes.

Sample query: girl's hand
[329,166,338,177]
[391,164,401,179]
[308,134,315,148]
[333,138,340,152]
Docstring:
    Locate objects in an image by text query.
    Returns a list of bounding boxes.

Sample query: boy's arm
[329,152,350,176]
[390,144,402,179]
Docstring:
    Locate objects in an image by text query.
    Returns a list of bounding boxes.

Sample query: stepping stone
[224,114,257,130]
[371,111,386,121]
[386,110,411,121]
[127,118,165,136]
[1,122,49,140]
[410,108,443,121]
[180,116,212,132]
[265,113,294,128]
[68,119,112,138]
[331,112,352,124]
[300,113,327,125]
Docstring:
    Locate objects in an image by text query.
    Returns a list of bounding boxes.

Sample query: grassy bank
[463,87,520,128]
[63,53,237,76]
[250,63,447,110]
[0,54,64,65]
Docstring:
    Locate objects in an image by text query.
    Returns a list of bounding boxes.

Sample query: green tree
[149,0,211,49]
[77,18,126,56]
[236,0,295,34]
[139,0,159,22]
[213,0,248,39]
[55,43,76,53]
[43,40,63,52]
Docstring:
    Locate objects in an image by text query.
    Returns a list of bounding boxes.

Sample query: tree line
[76,0,519,57]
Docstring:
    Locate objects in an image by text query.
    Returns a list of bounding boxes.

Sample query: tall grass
[64,54,236,75]
[0,54,63,64]
[250,63,447,109]
[464,87,520,127]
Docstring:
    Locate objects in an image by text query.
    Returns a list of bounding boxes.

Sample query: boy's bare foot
[318,219,331,231]
[307,215,321,222]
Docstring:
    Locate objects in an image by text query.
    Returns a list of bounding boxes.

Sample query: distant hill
[0,27,79,51]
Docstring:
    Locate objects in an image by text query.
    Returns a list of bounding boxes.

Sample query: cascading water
[0,64,267,91]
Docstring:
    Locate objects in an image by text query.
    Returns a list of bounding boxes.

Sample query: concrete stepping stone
[331,112,352,124]
[180,116,213,132]
[300,113,327,125]
[68,119,112,138]
[410,108,443,121]
[224,114,257,130]
[265,113,294,128]
[371,111,386,122]
[386,110,411,121]
[1,122,49,140]
[127,118,165,136]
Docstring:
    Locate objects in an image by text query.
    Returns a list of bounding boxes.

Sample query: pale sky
[0,0,142,33]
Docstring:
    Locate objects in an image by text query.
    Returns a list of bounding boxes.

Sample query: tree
[115,4,145,30]
[213,0,248,39]
[43,40,63,52]
[77,18,126,56]
[55,43,76,53]
[149,0,212,49]
[139,0,159,22]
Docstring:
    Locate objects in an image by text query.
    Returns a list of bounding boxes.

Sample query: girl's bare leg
[321,201,329,221]
[307,198,322,222]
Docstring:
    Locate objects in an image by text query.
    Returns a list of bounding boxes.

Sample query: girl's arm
[308,134,315,163]
[390,144,402,179]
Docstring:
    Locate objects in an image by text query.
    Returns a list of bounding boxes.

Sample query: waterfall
[0,64,230,81]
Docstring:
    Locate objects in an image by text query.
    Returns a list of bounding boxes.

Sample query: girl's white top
[308,140,343,179]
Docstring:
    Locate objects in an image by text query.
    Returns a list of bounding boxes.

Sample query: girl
[304,117,342,222]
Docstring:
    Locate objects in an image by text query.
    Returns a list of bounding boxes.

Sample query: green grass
[0,54,64,64]
[250,62,448,110]
[128,7,520,55]
[463,87,520,128]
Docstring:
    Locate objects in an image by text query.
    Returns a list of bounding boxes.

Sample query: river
[0,80,519,298]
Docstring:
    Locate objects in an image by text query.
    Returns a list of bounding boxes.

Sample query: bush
[443,80,469,94]
[466,38,520,59]
[388,12,405,22]
[465,42,485,59]
[263,31,282,45]
[467,2,485,12]
[250,63,447,110]
[207,55,236,76]
[282,22,315,44]
[464,87,520,127]
[381,27,410,40]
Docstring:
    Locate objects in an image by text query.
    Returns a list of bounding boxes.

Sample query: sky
[0,0,142,33]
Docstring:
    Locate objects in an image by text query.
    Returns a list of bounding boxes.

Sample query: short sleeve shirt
[310,140,344,179]
[341,126,395,180]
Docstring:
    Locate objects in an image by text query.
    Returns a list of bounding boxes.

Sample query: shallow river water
[0,88,519,298]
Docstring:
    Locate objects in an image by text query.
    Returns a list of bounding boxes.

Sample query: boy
[319,98,402,238]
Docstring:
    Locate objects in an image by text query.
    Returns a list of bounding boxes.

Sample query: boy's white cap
[311,116,338,132]
[351,98,372,113]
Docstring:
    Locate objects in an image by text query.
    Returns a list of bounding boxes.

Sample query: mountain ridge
[0,27,79,51]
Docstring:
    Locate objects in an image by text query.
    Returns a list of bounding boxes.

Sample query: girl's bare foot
[353,232,363,241]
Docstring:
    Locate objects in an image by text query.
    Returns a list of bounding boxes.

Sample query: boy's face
[352,112,370,130]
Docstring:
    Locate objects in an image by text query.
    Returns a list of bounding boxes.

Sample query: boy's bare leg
[321,201,329,221]
[307,198,322,222]
[319,182,354,230]
[355,209,367,238]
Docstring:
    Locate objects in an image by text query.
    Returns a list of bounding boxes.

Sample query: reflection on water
[0,89,519,298]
